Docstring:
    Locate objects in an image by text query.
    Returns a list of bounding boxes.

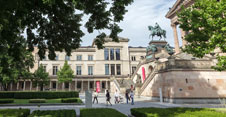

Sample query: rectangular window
[111,64,115,75]
[132,66,137,74]
[65,55,70,61]
[76,66,82,75]
[105,64,109,75]
[131,56,136,61]
[88,66,93,75]
[104,48,109,60]
[77,81,81,88]
[102,82,105,89]
[55,55,59,60]
[115,49,120,60]
[65,82,69,88]
[116,64,121,75]
[53,66,58,75]
[110,48,114,60]
[77,55,82,61]
[90,82,93,89]
[52,82,56,89]
[88,55,93,61]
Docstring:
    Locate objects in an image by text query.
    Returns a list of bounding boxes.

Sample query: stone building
[127,0,226,104]
[2,37,146,92]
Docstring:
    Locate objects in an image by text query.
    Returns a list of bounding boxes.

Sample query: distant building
[3,37,146,92]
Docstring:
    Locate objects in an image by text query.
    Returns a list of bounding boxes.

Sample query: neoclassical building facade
[3,37,146,92]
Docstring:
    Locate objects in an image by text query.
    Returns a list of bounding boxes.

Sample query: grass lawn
[131,107,226,117]
[80,108,126,117]
[0,98,82,104]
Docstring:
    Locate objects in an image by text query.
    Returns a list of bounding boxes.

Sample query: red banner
[142,67,146,82]
[96,81,100,93]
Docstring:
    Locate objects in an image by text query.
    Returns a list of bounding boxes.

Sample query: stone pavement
[0,93,224,116]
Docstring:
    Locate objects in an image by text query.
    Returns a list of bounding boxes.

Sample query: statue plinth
[149,40,167,46]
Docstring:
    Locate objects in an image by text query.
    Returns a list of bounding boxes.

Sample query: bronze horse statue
[148,23,166,40]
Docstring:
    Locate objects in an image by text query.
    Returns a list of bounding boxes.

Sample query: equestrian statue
[148,23,166,40]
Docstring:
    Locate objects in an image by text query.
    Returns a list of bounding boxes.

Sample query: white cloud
[81,0,180,47]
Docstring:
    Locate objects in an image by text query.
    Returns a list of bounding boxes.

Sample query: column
[171,24,180,54]
[23,81,26,91]
[16,82,19,90]
[56,81,58,91]
[75,80,77,91]
[180,28,187,47]
[94,80,96,90]
[88,80,90,91]
[62,82,65,91]
[100,80,102,92]
[49,81,52,91]
[106,80,108,90]
[69,82,71,91]
[36,83,38,91]
[10,83,13,91]
[30,81,32,91]
[81,80,83,92]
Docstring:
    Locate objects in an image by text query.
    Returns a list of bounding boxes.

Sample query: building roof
[91,36,129,47]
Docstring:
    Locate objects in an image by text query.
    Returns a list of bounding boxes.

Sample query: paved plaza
[0,93,224,116]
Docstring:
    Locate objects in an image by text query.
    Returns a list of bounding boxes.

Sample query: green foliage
[131,107,226,117]
[0,91,79,99]
[0,109,30,117]
[178,0,226,71]
[61,98,80,103]
[0,0,134,60]
[33,64,49,91]
[29,99,46,103]
[80,108,126,117]
[57,61,74,83]
[0,99,14,104]
[29,110,76,117]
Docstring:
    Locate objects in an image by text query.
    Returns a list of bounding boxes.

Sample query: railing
[138,63,159,96]
[112,76,121,92]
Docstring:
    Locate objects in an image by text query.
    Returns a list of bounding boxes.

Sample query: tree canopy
[178,0,226,71]
[0,0,133,60]
[33,64,49,91]
[57,61,74,83]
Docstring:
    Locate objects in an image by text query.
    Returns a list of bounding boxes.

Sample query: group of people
[92,89,135,106]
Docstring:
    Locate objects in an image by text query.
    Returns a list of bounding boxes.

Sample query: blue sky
[81,0,182,47]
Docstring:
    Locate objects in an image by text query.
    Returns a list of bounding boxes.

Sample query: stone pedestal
[85,90,92,108]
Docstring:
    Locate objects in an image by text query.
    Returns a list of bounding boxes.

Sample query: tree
[57,61,74,83]
[0,0,133,60]
[33,64,49,91]
[178,0,226,71]
[0,40,34,91]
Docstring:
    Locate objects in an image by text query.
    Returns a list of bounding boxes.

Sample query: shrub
[0,109,30,117]
[61,98,78,103]
[131,107,226,117]
[0,91,79,99]
[29,110,76,117]
[29,99,46,103]
[0,99,14,104]
[80,108,126,117]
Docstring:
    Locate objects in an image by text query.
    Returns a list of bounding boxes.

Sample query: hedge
[131,107,226,117]
[0,91,79,99]
[80,108,126,117]
[61,98,78,103]
[29,99,46,103]
[29,110,76,117]
[0,109,30,117]
[0,99,14,104]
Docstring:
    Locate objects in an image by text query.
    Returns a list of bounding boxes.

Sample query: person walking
[114,90,119,104]
[93,90,98,104]
[130,91,134,105]
[125,91,130,104]
[106,90,112,106]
